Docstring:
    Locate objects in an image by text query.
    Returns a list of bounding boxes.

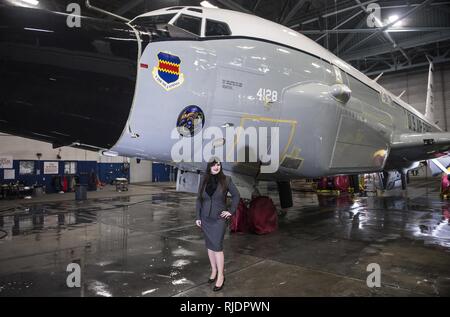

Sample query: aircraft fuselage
[0,5,441,181]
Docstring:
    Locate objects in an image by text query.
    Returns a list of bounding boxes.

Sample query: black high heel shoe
[208,274,217,284]
[213,277,225,292]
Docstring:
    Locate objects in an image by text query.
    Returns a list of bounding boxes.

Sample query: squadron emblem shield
[152,52,185,91]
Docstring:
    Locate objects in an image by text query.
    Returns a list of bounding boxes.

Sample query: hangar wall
[0,134,171,187]
[0,134,131,190]
[378,64,450,131]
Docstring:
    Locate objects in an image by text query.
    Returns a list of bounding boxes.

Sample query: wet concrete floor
[0,178,449,297]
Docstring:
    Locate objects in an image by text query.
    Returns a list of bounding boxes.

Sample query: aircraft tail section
[425,58,435,123]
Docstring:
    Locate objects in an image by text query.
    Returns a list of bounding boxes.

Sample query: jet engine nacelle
[0,5,141,151]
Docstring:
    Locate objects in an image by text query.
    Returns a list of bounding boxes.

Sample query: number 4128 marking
[257,88,278,103]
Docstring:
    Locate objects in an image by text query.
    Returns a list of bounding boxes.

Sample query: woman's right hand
[195,220,201,227]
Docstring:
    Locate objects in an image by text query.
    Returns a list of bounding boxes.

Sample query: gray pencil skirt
[201,216,227,252]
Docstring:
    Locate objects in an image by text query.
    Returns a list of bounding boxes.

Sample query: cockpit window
[205,19,231,36]
[187,8,203,13]
[174,14,202,36]
[132,14,176,27]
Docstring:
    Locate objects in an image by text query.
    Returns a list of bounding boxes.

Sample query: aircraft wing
[389,132,450,163]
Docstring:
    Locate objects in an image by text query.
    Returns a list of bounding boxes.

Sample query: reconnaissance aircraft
[1,2,449,209]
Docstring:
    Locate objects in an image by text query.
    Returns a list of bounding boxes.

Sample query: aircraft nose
[0,4,139,150]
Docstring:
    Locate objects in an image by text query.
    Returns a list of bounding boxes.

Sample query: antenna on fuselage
[85,0,130,22]
[373,72,384,82]
[398,90,406,98]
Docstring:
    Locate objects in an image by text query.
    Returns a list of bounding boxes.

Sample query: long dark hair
[198,159,227,201]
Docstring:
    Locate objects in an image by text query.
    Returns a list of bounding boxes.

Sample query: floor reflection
[0,179,449,296]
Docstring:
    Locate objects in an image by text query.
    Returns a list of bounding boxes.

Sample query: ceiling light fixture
[388,15,402,27]
[21,0,39,5]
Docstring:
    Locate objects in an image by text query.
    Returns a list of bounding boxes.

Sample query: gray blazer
[196,175,240,220]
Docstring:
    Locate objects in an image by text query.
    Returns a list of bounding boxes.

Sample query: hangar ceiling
[3,0,450,76]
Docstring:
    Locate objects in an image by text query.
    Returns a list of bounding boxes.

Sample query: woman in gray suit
[195,159,240,291]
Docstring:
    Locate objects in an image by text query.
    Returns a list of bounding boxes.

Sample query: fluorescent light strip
[21,0,39,5]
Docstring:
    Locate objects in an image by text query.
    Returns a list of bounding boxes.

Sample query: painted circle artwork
[176,105,205,137]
